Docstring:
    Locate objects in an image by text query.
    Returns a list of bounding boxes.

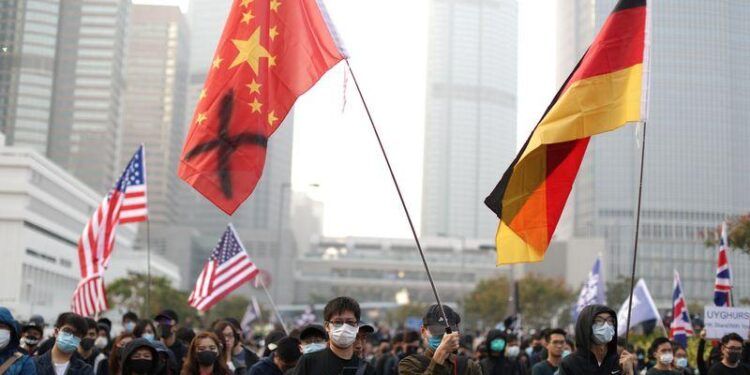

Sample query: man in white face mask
[292,297,375,375]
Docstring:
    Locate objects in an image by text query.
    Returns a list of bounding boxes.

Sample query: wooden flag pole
[625,121,648,342]
[345,59,452,332]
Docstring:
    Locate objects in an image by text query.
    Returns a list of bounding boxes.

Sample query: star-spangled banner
[178,0,347,214]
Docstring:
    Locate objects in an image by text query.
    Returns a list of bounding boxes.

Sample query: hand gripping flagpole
[345,59,452,332]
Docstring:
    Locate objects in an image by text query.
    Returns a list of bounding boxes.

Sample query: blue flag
[617,279,662,336]
[573,257,606,321]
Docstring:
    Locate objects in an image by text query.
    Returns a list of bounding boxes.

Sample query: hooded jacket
[479,330,523,375]
[0,307,36,375]
[121,339,159,375]
[247,356,281,375]
[559,304,622,375]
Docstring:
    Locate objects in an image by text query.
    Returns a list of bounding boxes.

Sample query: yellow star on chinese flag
[246,79,261,94]
[270,0,281,12]
[269,26,279,41]
[241,11,254,24]
[268,55,277,67]
[212,56,222,69]
[196,112,207,125]
[199,89,207,100]
[268,110,278,126]
[249,98,262,113]
[229,27,270,75]
[240,0,252,7]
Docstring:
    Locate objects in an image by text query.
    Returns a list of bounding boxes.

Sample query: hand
[700,329,706,339]
[619,350,636,375]
[433,333,460,365]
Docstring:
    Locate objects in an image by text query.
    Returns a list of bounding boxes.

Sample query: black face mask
[533,345,543,352]
[80,338,95,351]
[196,351,218,366]
[129,359,153,375]
[728,352,741,364]
[159,325,173,340]
[405,346,418,356]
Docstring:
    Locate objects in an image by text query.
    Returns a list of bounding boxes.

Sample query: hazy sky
[137,0,557,238]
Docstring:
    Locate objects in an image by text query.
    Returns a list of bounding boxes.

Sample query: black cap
[422,304,460,334]
[264,330,286,352]
[97,318,112,332]
[22,315,45,333]
[299,324,327,342]
[358,322,375,335]
[154,309,178,324]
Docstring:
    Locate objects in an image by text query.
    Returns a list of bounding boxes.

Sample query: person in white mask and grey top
[558,304,636,375]
[292,297,375,375]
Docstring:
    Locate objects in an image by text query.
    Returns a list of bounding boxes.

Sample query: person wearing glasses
[292,296,374,375]
[708,333,750,375]
[558,305,636,375]
[34,312,95,375]
[531,329,567,375]
[398,304,481,375]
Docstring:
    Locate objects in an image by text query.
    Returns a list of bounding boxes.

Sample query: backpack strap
[0,352,23,375]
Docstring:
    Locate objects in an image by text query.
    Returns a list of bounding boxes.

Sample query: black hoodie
[121,338,160,375]
[559,305,623,375]
[479,330,523,375]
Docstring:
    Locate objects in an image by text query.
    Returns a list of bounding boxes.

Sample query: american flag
[714,222,733,307]
[72,145,148,316]
[670,270,693,348]
[189,224,259,312]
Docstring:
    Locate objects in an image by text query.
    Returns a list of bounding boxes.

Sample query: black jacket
[479,330,524,375]
[34,350,94,375]
[121,338,160,375]
[559,304,623,375]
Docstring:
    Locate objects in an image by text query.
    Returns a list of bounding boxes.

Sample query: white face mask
[506,345,520,358]
[330,324,358,348]
[0,329,10,350]
[94,337,108,350]
[659,352,674,365]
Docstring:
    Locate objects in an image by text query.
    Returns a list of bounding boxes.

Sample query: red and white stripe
[71,275,109,317]
[188,252,259,312]
[120,184,148,224]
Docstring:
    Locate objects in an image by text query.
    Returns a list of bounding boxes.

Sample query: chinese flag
[179,0,346,214]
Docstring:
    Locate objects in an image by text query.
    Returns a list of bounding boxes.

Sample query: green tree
[386,303,428,328]
[108,272,200,326]
[606,276,634,306]
[703,214,750,254]
[517,274,575,328]
[463,276,510,328]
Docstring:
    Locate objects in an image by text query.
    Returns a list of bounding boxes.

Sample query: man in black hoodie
[558,304,636,375]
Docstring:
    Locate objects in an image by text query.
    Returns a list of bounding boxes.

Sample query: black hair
[391,332,404,345]
[275,337,302,363]
[323,296,360,322]
[55,312,88,338]
[545,328,566,342]
[133,319,157,339]
[565,337,576,351]
[403,330,420,344]
[176,327,196,346]
[123,312,138,322]
[84,318,98,334]
[722,333,744,346]
[649,337,672,358]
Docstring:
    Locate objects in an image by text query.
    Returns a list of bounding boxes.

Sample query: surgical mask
[56,332,81,353]
[659,352,674,365]
[23,336,40,346]
[142,333,155,342]
[427,335,442,351]
[302,342,326,354]
[129,359,152,374]
[490,339,506,353]
[0,329,10,350]
[94,337,108,350]
[506,346,520,358]
[592,323,614,344]
[562,350,571,358]
[728,351,741,365]
[125,322,136,333]
[330,324,358,348]
[196,351,218,366]
[525,346,533,356]
[675,357,688,368]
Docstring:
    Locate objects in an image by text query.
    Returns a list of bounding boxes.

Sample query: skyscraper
[557,0,750,302]
[121,4,189,251]
[0,0,61,152]
[421,0,518,240]
[46,0,130,192]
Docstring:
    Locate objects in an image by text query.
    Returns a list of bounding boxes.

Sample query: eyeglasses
[725,346,743,352]
[593,318,615,325]
[328,320,358,328]
[549,340,566,346]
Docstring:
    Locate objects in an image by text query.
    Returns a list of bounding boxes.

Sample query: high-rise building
[557,0,750,303]
[0,0,61,152]
[121,4,189,251]
[47,0,130,192]
[421,0,518,240]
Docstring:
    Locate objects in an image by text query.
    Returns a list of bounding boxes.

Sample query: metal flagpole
[345,59,452,332]
[625,121,648,342]
[258,278,288,335]
[146,220,152,316]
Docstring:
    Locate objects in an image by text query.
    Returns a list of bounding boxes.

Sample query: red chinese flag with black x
[179,0,346,214]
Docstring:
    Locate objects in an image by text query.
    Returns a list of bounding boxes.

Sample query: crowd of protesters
[1,300,749,375]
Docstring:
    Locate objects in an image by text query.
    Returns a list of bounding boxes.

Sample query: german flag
[484,0,650,264]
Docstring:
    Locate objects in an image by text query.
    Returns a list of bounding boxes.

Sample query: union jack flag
[189,224,259,312]
[670,270,693,348]
[72,145,148,316]
[714,222,733,307]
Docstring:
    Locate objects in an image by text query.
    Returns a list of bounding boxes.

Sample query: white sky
[137,0,558,238]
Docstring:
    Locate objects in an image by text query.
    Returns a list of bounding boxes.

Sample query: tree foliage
[606,276,634,307]
[463,276,510,328]
[385,303,428,328]
[703,214,750,254]
[518,274,575,328]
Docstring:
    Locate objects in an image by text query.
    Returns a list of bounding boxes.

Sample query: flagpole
[258,278,288,335]
[625,121,648,342]
[345,59,452,332]
[146,219,152,316]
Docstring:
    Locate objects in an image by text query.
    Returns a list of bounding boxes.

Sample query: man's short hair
[323,296,360,322]
[649,337,672,357]
[84,318,98,333]
[123,312,138,322]
[275,337,302,363]
[545,328,566,342]
[403,330,420,344]
[55,312,88,337]
[722,333,744,346]
[565,338,575,351]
